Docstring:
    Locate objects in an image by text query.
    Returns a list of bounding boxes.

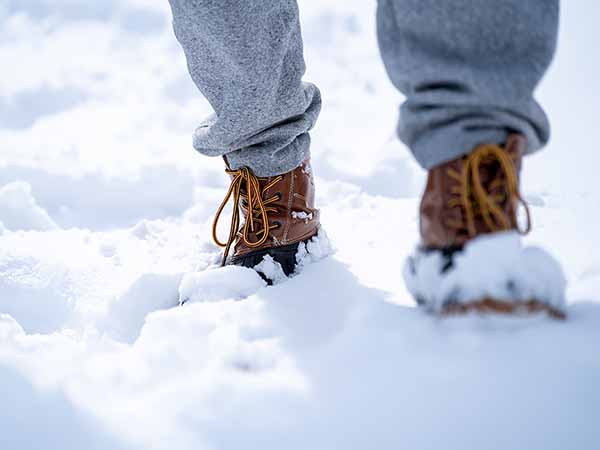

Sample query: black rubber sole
[229,241,303,284]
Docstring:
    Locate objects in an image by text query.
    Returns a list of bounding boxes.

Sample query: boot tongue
[476,157,500,185]
[476,135,525,192]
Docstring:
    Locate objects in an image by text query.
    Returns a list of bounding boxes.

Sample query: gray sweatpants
[168,0,558,176]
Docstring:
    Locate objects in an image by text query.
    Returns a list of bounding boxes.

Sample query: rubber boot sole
[440,298,566,320]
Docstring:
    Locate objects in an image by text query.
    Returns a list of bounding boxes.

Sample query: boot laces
[212,167,283,266]
[445,144,531,237]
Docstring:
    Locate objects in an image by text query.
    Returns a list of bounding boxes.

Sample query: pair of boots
[212,135,565,319]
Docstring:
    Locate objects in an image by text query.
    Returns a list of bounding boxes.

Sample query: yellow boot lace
[445,144,531,237]
[212,167,283,266]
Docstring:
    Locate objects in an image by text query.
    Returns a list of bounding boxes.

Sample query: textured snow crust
[404,232,567,312]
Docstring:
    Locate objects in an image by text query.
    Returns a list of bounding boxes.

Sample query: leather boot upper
[419,134,530,249]
[213,160,320,263]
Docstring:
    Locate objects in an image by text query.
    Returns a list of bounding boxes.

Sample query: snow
[0,181,58,231]
[404,231,567,313]
[1,1,600,450]
[294,227,334,272]
[253,255,289,285]
[291,210,314,221]
[179,266,266,304]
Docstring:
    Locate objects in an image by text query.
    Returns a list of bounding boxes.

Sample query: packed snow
[1,1,600,450]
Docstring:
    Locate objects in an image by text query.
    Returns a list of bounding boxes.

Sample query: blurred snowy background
[0,1,599,449]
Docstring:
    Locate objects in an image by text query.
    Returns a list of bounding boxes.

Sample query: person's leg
[168,0,321,177]
[168,0,322,279]
[376,0,558,169]
[381,1,567,317]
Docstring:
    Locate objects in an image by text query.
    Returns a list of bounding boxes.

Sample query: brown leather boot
[414,134,565,318]
[212,159,320,279]
[420,134,529,250]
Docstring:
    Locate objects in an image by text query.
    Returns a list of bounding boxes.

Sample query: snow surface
[1,1,600,449]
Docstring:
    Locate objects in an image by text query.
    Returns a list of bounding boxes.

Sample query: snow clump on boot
[403,231,567,316]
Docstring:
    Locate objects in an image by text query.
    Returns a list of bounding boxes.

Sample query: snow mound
[179,266,266,305]
[404,231,567,313]
[0,181,58,231]
[103,272,182,343]
[0,253,75,334]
